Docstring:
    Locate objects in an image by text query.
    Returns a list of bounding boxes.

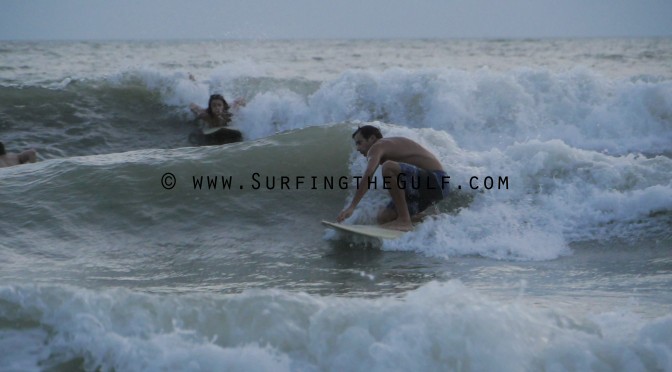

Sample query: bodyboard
[322,220,408,240]
[189,127,243,146]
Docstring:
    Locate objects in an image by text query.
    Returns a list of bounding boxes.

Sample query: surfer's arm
[231,98,246,111]
[18,149,36,164]
[189,103,207,118]
[336,147,381,222]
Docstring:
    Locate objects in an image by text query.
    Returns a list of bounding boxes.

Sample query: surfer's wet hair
[0,142,5,156]
[352,125,383,140]
[207,94,230,116]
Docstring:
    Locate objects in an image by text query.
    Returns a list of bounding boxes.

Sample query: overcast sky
[2,0,671,40]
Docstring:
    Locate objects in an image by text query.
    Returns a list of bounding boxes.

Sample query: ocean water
[1,39,671,371]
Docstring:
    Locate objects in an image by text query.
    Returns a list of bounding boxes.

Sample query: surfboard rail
[321,220,409,239]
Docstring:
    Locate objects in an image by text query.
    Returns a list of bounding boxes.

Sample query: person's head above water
[352,125,383,140]
[352,125,383,156]
[207,94,230,117]
[0,142,5,156]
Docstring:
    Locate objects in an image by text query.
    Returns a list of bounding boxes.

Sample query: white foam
[2,283,670,371]
[99,59,671,158]
[223,67,672,155]
[338,124,671,259]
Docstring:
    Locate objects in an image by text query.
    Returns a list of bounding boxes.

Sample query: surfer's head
[352,125,382,141]
[0,142,5,156]
[207,94,230,117]
[352,125,382,156]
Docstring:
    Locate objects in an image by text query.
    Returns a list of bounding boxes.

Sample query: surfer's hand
[232,97,246,109]
[336,207,354,222]
[189,103,202,115]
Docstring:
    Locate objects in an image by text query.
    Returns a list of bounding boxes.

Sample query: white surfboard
[202,126,241,136]
[322,220,409,240]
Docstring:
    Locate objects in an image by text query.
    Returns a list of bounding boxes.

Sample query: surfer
[336,125,449,231]
[0,142,37,168]
[188,93,246,145]
[189,94,236,129]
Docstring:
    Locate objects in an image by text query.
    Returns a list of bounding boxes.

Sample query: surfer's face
[353,133,375,156]
[210,100,225,115]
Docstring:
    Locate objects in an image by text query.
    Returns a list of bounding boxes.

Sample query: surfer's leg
[412,204,440,223]
[379,161,414,231]
[377,206,397,224]
[413,168,444,221]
